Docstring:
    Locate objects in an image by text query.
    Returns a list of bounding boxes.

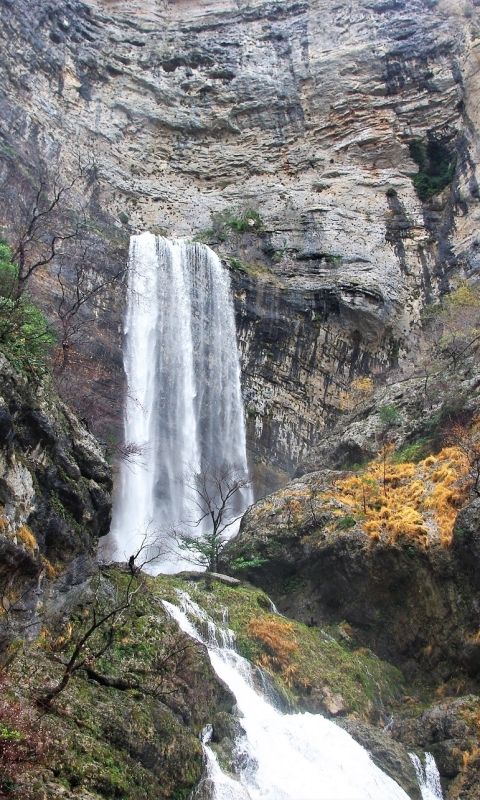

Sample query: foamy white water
[410,753,444,800]
[104,233,251,570]
[164,591,419,800]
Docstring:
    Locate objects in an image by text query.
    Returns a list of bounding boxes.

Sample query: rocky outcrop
[1,0,480,473]
[0,353,112,654]
[392,696,480,798]
[221,469,480,685]
[296,354,480,475]
[337,719,422,800]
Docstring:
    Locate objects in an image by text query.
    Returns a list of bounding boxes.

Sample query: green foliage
[207,207,263,241]
[193,229,225,244]
[0,723,23,742]
[49,491,82,532]
[379,404,400,426]
[324,253,343,266]
[0,138,15,158]
[282,575,301,594]
[218,208,263,233]
[177,529,226,573]
[0,241,56,372]
[227,256,246,272]
[230,555,268,571]
[337,514,357,530]
[409,138,456,201]
[393,440,431,464]
[271,246,286,263]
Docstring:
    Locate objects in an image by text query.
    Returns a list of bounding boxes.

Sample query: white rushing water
[105,233,251,570]
[410,753,444,800]
[164,590,436,800]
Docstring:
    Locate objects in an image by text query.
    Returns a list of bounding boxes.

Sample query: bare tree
[173,461,251,573]
[38,528,168,707]
[38,573,138,708]
[54,242,127,372]
[445,421,480,497]
[11,170,88,298]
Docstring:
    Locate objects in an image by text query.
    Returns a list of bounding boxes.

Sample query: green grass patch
[337,515,357,530]
[392,440,432,464]
[217,209,263,233]
[324,254,343,266]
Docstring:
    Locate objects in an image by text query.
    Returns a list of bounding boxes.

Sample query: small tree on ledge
[173,461,251,573]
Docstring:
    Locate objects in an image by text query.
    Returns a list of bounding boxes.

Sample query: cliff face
[0,354,113,654]
[1,0,480,473]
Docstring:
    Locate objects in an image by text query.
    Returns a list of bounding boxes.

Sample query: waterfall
[163,590,435,800]
[410,753,444,800]
[105,232,251,571]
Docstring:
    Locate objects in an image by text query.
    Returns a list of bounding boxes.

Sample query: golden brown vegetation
[462,747,480,772]
[323,446,470,546]
[339,376,374,411]
[247,616,299,684]
[14,526,37,553]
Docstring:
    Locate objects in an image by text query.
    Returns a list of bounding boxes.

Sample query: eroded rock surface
[0,353,112,653]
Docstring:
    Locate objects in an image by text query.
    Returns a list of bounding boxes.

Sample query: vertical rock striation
[0,0,480,472]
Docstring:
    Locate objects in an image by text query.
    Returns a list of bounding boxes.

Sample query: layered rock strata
[1,0,480,471]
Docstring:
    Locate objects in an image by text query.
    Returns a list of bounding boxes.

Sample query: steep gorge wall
[1,0,480,473]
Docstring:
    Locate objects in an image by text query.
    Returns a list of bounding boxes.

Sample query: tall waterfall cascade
[164,591,444,800]
[107,232,251,571]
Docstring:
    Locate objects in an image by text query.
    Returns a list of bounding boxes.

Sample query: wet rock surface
[337,718,422,800]
[393,696,480,798]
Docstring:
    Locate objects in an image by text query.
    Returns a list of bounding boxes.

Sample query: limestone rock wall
[1,0,480,473]
[0,353,112,652]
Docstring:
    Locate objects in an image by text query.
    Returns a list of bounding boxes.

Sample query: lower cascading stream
[163,591,442,800]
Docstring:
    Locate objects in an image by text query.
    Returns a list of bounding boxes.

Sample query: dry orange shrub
[252,501,276,517]
[330,447,469,546]
[52,621,73,652]
[41,556,59,579]
[462,748,480,771]
[339,377,374,411]
[15,525,38,552]
[247,616,299,683]
[285,499,302,515]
